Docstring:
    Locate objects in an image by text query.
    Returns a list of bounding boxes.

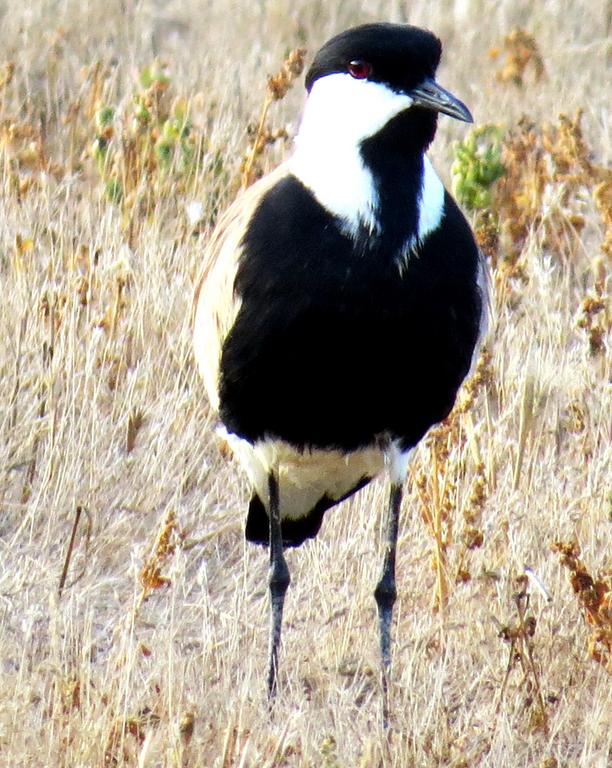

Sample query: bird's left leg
[374,481,403,726]
[266,469,290,701]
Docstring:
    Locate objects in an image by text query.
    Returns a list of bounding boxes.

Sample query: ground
[0,1,609,766]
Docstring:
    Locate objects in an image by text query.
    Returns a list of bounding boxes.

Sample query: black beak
[409,78,473,123]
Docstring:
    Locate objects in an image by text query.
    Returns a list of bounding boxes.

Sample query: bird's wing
[192,163,290,411]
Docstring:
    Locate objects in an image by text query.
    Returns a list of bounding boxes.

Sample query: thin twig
[496,635,517,717]
[8,313,27,434]
[241,97,272,188]
[59,505,84,597]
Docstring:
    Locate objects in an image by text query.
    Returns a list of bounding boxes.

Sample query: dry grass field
[0,1,610,765]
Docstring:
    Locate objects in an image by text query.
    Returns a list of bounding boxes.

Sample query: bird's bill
[409,78,473,123]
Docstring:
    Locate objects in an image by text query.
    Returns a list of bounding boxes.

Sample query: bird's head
[299,23,472,154]
[291,24,473,238]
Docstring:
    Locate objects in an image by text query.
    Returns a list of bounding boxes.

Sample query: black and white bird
[193,23,488,718]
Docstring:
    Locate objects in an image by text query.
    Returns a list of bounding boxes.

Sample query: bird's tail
[245,474,372,548]
[245,493,327,547]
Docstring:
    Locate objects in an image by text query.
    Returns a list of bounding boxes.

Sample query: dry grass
[0,1,610,765]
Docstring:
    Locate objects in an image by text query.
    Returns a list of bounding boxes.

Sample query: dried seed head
[492,28,545,87]
[139,510,181,593]
[552,540,612,671]
[0,61,15,89]
[267,48,307,101]
[179,711,195,744]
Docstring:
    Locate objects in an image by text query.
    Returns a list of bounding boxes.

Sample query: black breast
[219,174,482,452]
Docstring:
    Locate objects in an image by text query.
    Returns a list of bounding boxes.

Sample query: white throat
[289,73,413,236]
[288,73,445,252]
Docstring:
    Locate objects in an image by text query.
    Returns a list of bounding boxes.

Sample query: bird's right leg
[374,482,403,727]
[267,470,290,701]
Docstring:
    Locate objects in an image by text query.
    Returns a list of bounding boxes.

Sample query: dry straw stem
[0,1,610,766]
[494,575,549,734]
[241,47,306,187]
[57,504,91,597]
[415,348,493,610]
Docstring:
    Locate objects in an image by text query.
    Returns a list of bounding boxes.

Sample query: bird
[193,22,488,721]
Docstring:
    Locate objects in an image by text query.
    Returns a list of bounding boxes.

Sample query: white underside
[219,428,413,520]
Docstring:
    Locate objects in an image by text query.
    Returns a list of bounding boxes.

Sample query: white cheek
[289,74,413,236]
[297,74,414,146]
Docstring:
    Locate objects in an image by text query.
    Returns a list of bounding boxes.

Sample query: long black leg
[266,470,290,701]
[374,482,403,727]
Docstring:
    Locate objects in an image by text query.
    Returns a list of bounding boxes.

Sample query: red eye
[348,60,371,79]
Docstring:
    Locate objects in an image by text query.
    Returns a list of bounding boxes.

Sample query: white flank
[476,251,492,341]
[397,155,446,267]
[466,251,493,375]
[418,156,445,241]
[387,442,414,485]
[289,73,413,237]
